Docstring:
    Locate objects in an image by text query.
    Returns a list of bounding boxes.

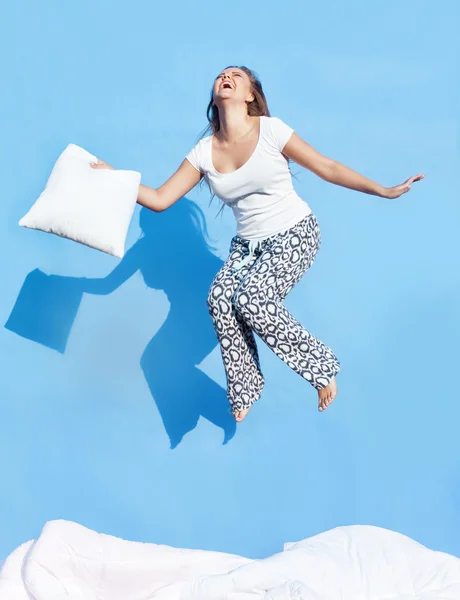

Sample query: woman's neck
[216,106,257,143]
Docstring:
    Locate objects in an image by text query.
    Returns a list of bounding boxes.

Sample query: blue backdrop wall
[1,0,459,560]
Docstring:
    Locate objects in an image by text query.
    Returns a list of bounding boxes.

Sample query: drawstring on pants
[231,239,264,278]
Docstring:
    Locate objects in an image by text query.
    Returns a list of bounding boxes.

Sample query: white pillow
[19,144,141,258]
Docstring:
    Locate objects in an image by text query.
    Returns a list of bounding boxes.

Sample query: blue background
[1,0,458,561]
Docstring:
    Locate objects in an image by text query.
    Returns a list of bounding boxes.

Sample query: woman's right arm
[90,158,202,212]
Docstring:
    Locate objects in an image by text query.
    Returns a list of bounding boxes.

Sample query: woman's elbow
[313,158,337,182]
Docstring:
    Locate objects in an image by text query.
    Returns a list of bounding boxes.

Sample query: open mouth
[221,82,233,90]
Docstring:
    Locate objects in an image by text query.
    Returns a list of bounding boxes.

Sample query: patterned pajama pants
[207,213,340,414]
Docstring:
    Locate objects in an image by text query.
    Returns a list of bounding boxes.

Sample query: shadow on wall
[5,198,236,449]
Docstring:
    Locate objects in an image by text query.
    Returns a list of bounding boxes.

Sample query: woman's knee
[207,280,233,318]
[234,284,282,328]
[233,285,265,319]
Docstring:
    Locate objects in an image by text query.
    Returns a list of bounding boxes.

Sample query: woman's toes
[317,381,338,412]
[318,391,330,411]
[234,408,250,422]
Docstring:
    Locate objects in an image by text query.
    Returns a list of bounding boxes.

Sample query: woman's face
[212,67,254,108]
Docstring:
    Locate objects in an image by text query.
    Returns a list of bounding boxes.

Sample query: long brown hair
[201,65,270,138]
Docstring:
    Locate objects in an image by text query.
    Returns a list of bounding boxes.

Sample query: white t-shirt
[185,115,311,241]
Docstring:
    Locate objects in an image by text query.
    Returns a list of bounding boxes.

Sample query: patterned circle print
[207,213,340,414]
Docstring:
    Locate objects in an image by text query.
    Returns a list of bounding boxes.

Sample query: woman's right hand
[90,159,115,171]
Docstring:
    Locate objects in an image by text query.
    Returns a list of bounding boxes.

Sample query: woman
[91,65,424,423]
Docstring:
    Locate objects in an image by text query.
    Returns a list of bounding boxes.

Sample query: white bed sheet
[1,520,459,600]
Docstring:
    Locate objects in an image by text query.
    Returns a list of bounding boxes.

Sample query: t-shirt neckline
[210,116,264,176]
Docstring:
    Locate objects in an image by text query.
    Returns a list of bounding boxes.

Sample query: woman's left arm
[282,133,425,199]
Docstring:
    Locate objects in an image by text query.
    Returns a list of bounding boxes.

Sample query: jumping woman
[91,65,424,423]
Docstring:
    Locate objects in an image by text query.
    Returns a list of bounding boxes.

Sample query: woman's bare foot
[234,407,251,422]
[318,377,338,412]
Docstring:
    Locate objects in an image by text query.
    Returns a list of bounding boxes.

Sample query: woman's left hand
[384,173,425,199]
